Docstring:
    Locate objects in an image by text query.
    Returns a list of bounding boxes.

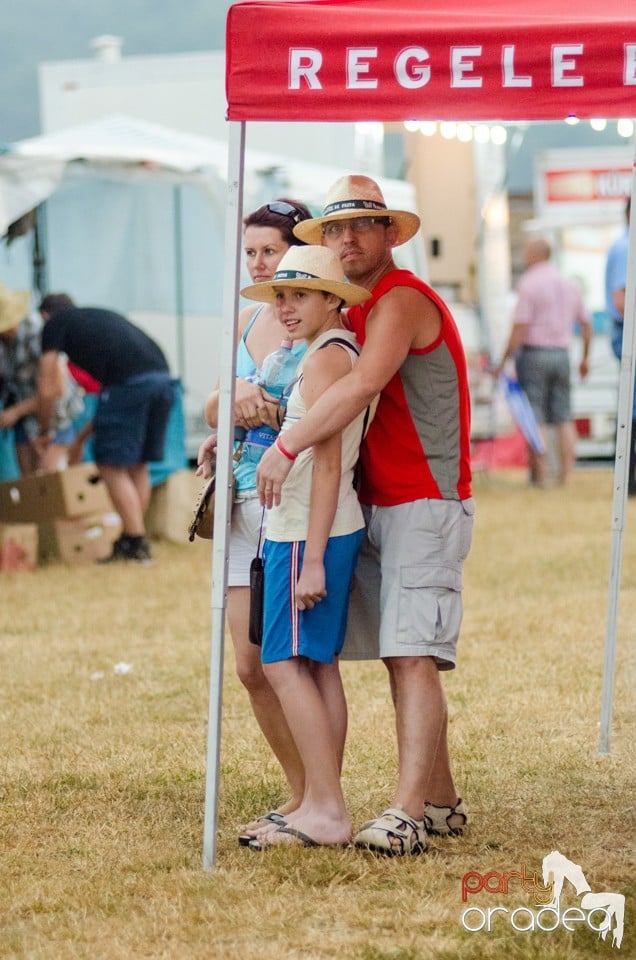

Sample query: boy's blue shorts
[261,529,364,665]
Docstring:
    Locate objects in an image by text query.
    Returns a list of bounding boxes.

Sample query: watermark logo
[460,850,625,949]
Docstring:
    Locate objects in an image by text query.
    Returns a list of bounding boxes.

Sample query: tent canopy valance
[226,0,636,122]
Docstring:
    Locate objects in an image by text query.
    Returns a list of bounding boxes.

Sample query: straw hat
[293,174,421,247]
[0,283,30,334]
[241,245,371,306]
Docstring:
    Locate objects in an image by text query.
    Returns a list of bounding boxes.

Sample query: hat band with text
[323,199,387,216]
[272,269,321,282]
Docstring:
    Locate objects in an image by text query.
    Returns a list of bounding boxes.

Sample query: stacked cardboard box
[0,463,120,566]
[38,512,122,565]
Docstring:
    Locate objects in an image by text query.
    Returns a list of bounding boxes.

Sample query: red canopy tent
[204,0,636,867]
[226,0,636,122]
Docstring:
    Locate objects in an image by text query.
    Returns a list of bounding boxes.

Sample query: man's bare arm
[37,351,63,434]
[256,285,438,507]
[579,315,593,379]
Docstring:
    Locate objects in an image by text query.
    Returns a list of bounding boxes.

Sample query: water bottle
[259,338,296,393]
[244,339,297,462]
[234,370,260,443]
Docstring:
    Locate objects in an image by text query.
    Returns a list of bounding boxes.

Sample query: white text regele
[289,44,636,92]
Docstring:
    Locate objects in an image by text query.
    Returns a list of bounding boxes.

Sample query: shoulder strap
[243,304,264,341]
[294,334,360,392]
[318,335,361,357]
[255,504,265,558]
[319,335,371,455]
[292,334,360,392]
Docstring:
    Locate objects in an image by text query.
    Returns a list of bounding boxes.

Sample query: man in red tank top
[257,176,474,856]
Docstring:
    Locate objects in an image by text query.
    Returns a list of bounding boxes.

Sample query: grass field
[1,466,634,959]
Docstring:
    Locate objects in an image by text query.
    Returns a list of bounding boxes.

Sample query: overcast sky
[1,0,232,143]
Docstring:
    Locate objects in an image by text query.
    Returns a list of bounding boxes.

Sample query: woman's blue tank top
[233,306,305,493]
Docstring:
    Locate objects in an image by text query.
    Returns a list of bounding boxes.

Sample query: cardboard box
[38,513,122,565]
[0,463,113,524]
[145,469,203,543]
[0,523,38,571]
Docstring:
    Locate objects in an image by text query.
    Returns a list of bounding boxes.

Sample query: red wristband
[275,436,297,461]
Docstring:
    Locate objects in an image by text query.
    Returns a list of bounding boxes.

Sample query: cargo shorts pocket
[396,564,462,647]
[457,498,475,563]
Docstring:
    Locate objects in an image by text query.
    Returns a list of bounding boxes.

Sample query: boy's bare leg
[313,659,347,772]
[256,657,352,845]
[228,587,305,830]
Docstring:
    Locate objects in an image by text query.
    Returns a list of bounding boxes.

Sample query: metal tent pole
[202,120,245,868]
[173,185,186,383]
[598,135,636,755]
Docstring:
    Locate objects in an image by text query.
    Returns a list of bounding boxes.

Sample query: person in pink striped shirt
[496,236,592,486]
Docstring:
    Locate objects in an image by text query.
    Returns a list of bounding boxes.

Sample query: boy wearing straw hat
[257,175,474,856]
[241,244,374,849]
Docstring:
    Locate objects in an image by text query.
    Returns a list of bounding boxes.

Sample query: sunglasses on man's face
[266,201,306,224]
[321,216,392,238]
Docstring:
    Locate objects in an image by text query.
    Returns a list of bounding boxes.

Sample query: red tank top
[347,270,472,506]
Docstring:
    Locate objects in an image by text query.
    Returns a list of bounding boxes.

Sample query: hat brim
[241,276,371,307]
[0,289,30,334]
[293,209,421,247]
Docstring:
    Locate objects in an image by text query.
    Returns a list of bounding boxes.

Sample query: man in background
[605,197,635,496]
[496,237,592,487]
[37,293,174,563]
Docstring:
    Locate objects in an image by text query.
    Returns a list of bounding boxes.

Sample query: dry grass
[1,466,634,959]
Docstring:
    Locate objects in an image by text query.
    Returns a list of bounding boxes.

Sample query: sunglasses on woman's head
[266,201,306,224]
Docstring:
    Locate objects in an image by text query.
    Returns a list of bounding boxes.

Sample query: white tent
[0,113,232,238]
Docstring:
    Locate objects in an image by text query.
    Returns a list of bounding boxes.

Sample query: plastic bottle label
[245,425,277,448]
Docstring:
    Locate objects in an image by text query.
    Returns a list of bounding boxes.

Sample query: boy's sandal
[249,826,318,850]
[249,825,351,850]
[353,807,427,856]
[238,810,287,847]
[423,798,467,836]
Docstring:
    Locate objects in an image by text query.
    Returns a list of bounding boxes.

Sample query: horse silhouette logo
[542,851,625,949]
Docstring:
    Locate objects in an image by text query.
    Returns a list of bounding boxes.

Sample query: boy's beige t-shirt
[265,328,375,543]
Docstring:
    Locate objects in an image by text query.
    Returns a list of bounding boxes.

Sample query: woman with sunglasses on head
[197,198,311,842]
